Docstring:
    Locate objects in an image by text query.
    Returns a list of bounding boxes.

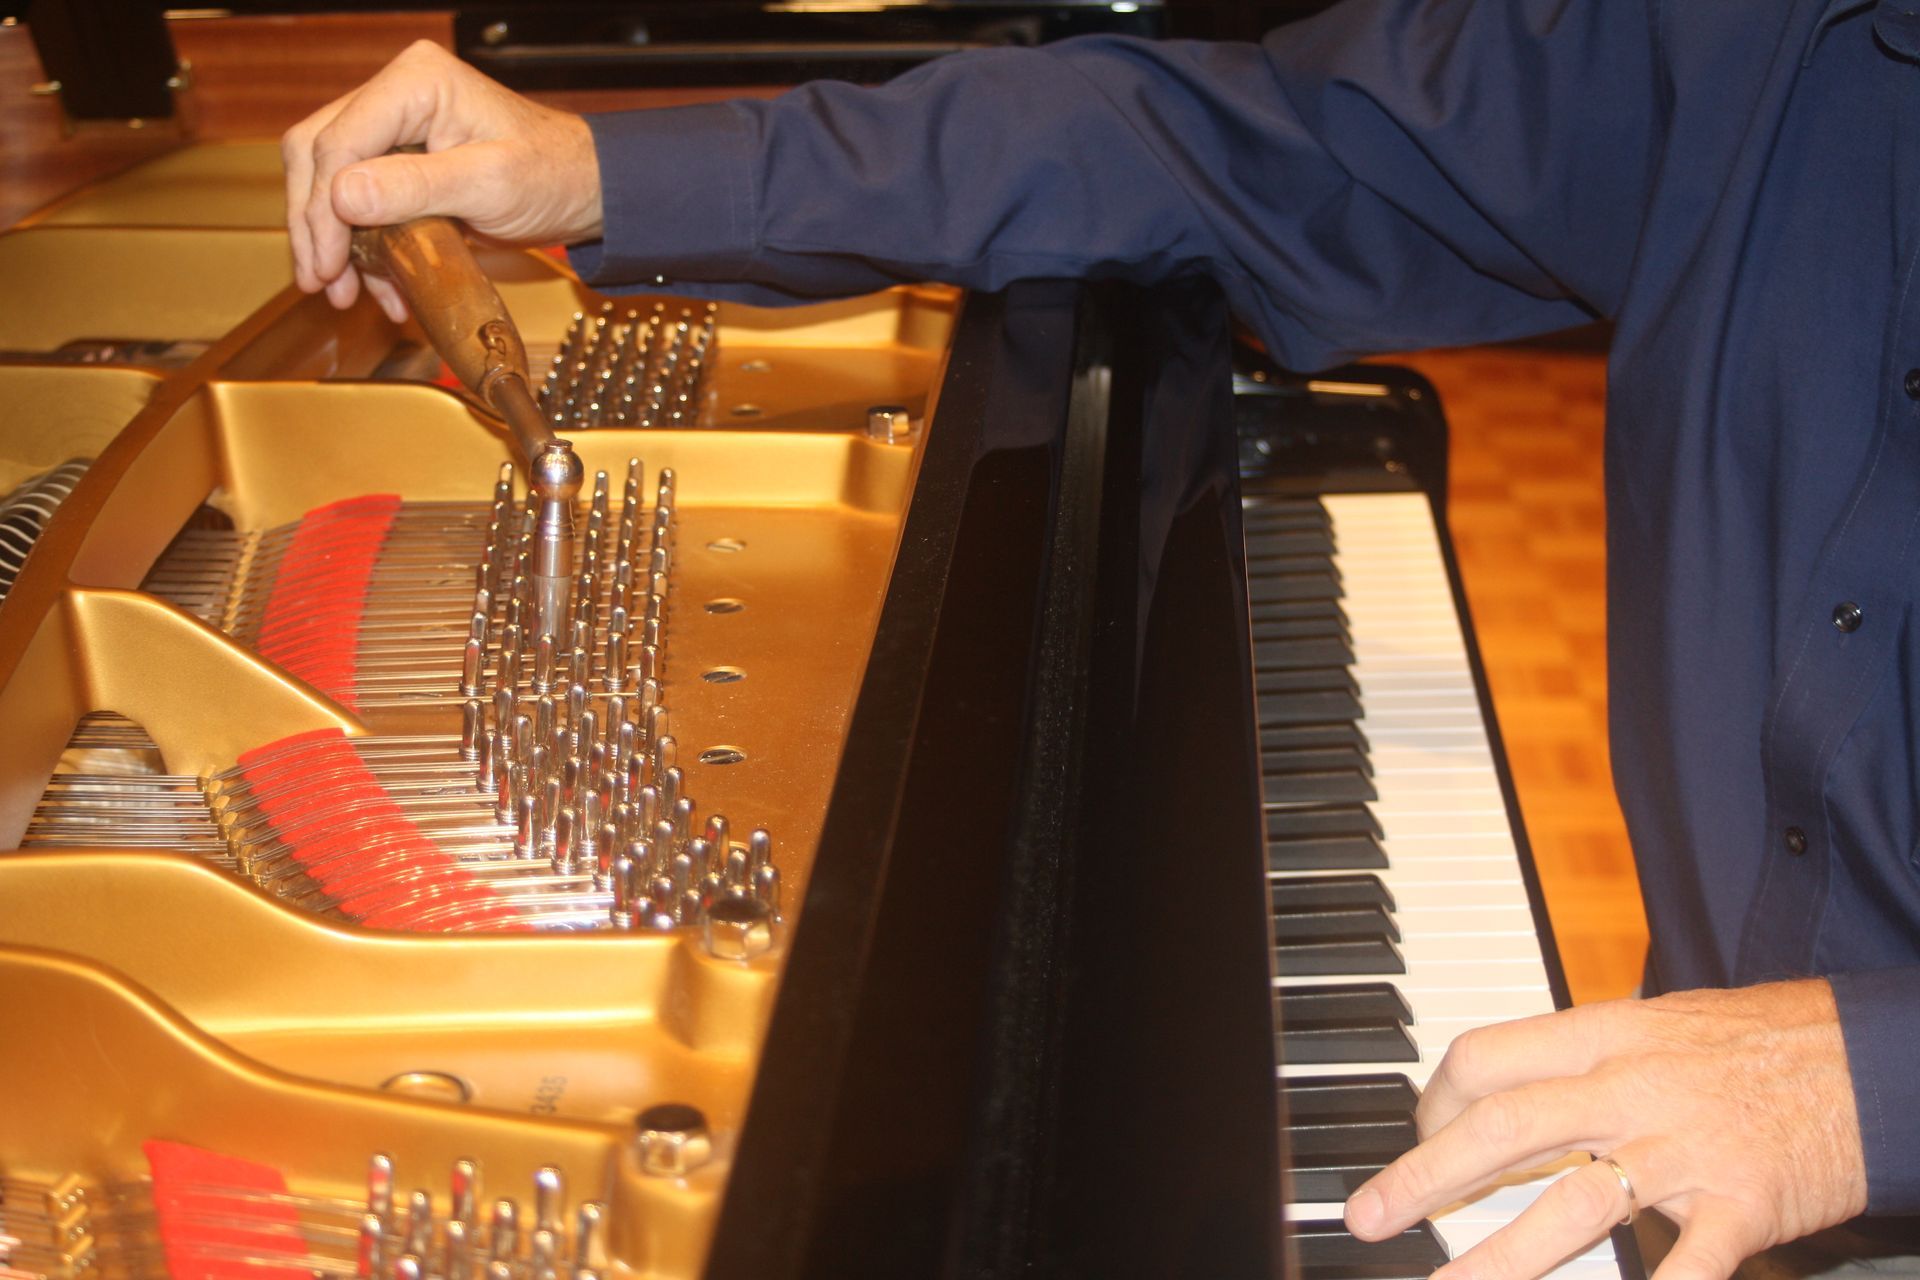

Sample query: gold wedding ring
[1595,1154,1638,1227]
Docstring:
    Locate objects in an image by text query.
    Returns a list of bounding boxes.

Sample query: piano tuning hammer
[349,201,581,642]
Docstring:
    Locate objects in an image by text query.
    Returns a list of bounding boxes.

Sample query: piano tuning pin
[533,634,557,693]
[596,824,620,884]
[361,1212,387,1277]
[704,814,729,856]
[567,681,588,727]
[670,847,695,897]
[574,1203,610,1272]
[659,764,681,812]
[671,795,695,846]
[405,1190,434,1257]
[611,851,639,930]
[460,700,483,761]
[366,1153,396,1224]
[446,1220,474,1278]
[478,729,499,792]
[553,807,577,873]
[606,632,629,692]
[490,1199,520,1264]
[516,793,539,858]
[655,734,677,774]
[533,1166,564,1235]
[754,862,781,916]
[451,1158,479,1227]
[727,844,750,887]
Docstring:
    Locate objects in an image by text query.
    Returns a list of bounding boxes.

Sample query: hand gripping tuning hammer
[349,206,582,645]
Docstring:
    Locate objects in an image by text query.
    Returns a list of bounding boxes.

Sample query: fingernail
[1346,1187,1384,1237]
[336,168,378,220]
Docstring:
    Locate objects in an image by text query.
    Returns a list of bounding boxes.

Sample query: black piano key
[1250,597,1349,633]
[1282,1075,1421,1196]
[1282,1073,1420,1121]
[1272,905,1401,945]
[1256,634,1356,670]
[1273,933,1405,977]
[1263,741,1376,806]
[1269,806,1386,841]
[1246,528,1337,557]
[1260,722,1371,754]
[1258,666,1361,695]
[1269,833,1390,871]
[1267,806,1389,871]
[1292,1220,1450,1280]
[1249,569,1343,605]
[1270,875,1396,914]
[1260,687,1364,725]
[1244,498,1331,525]
[1275,983,1417,1065]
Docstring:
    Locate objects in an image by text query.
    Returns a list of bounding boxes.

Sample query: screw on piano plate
[481,20,510,44]
[704,894,774,961]
[633,1103,713,1177]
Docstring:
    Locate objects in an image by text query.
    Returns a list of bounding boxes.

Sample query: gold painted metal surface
[0,187,955,1277]
[0,366,161,492]
[20,140,288,229]
[0,226,291,352]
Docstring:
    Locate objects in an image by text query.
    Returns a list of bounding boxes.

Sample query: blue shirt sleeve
[1827,969,1920,1214]
[570,0,1661,369]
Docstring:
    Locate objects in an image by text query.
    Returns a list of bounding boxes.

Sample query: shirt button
[1905,368,1920,399]
[1833,601,1864,632]
[1784,826,1809,855]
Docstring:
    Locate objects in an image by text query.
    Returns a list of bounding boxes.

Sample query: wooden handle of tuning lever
[349,215,530,397]
[349,215,558,465]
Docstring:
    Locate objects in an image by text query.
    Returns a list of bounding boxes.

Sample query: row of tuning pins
[361,1155,607,1280]
[539,303,719,430]
[460,459,673,706]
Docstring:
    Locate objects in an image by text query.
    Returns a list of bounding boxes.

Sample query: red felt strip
[143,1140,307,1280]
[233,730,525,932]
[254,495,402,713]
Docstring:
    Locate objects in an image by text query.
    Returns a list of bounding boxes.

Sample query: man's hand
[1344,980,1867,1280]
[281,40,602,322]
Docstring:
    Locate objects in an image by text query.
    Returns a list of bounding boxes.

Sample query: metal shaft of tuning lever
[349,211,582,642]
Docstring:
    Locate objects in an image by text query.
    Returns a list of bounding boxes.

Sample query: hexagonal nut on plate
[865,404,912,443]
[634,1102,713,1177]
[704,894,774,961]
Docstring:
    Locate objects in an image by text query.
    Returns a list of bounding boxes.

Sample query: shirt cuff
[568,102,760,289]
[1828,967,1920,1214]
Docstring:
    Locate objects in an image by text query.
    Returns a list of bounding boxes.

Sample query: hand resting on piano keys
[1344,978,1864,1280]
[279,41,1878,1280]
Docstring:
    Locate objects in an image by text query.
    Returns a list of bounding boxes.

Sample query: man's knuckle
[1466,1092,1526,1149]
[1561,1166,1620,1229]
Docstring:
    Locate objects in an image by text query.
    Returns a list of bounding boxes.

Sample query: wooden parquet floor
[2,15,1647,1004]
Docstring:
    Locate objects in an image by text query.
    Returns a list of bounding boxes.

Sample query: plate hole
[700,746,748,766]
[729,403,763,417]
[740,359,772,374]
[702,667,746,684]
[707,537,746,553]
[381,1070,472,1104]
[705,597,746,614]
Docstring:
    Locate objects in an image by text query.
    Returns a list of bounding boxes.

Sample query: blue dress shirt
[573,0,1920,1214]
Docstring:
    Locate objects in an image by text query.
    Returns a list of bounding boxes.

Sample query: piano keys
[1238,373,1639,1280]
